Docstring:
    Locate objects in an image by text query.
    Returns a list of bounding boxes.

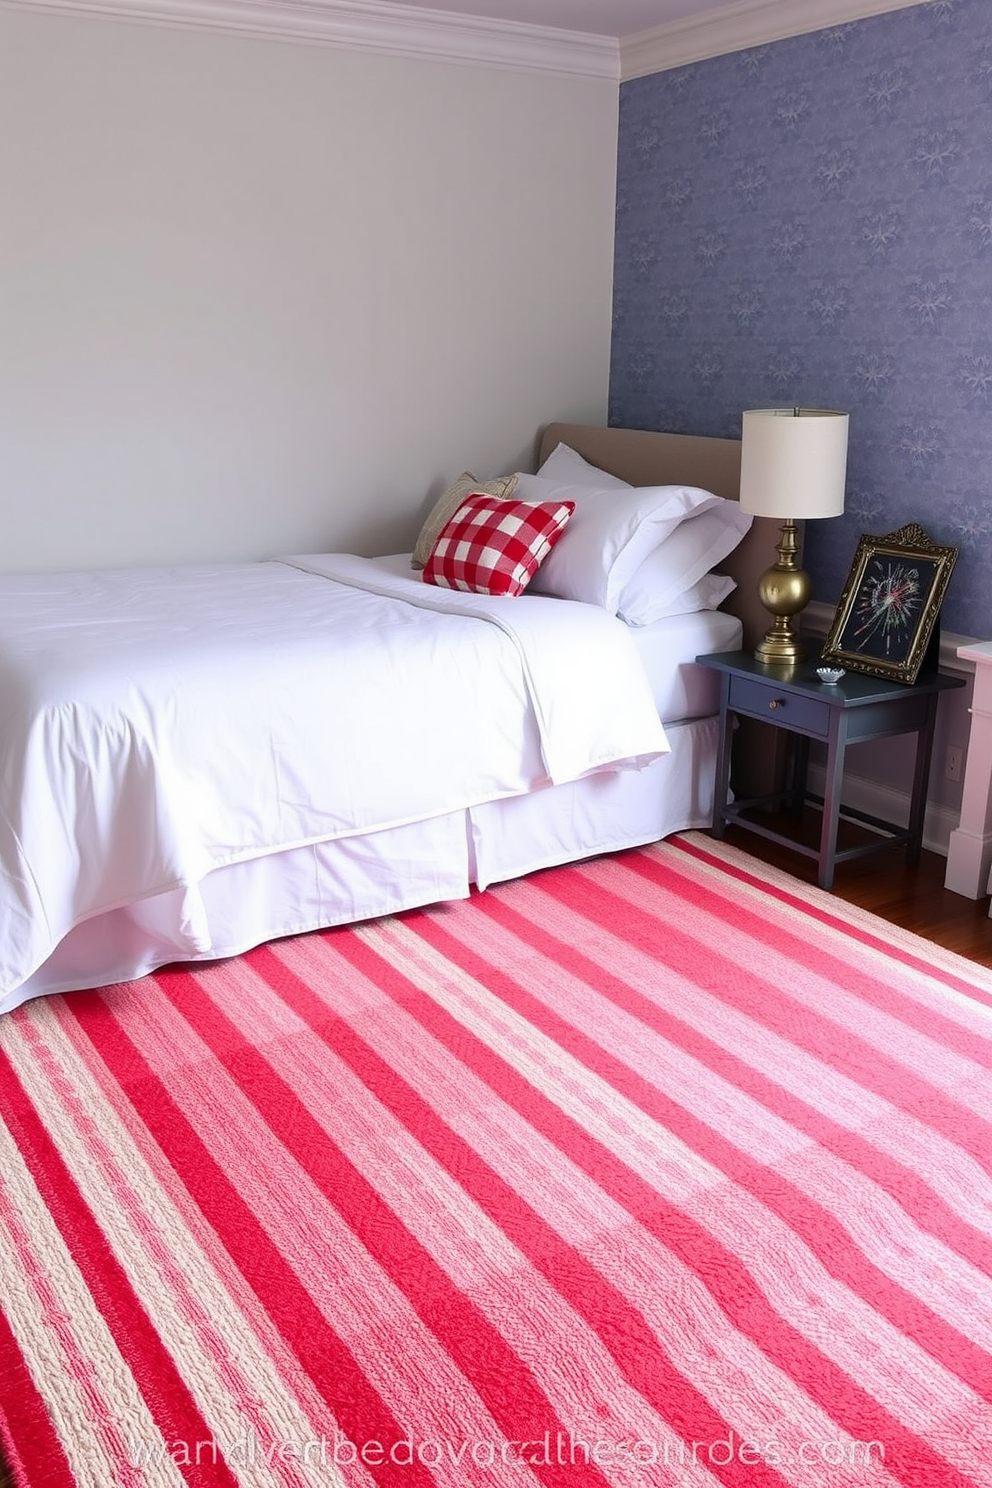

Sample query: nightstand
[696,650,965,889]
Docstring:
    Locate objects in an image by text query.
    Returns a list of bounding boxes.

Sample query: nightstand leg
[906,695,939,866]
[818,717,849,890]
[788,734,810,817]
[710,679,734,839]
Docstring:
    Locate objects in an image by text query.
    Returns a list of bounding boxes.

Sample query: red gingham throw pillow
[422,492,575,597]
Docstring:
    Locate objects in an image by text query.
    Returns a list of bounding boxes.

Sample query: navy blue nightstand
[696,650,965,890]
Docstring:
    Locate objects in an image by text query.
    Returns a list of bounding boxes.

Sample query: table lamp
[739,406,849,666]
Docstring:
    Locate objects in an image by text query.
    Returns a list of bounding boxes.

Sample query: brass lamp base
[754,517,811,667]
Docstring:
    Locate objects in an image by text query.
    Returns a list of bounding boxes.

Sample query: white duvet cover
[0,554,668,1006]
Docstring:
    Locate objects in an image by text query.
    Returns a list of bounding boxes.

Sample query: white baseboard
[805,763,958,860]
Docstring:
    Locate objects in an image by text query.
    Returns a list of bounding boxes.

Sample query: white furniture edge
[944,641,992,902]
[1,0,928,79]
[804,599,978,865]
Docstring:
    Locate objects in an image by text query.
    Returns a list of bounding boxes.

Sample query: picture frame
[820,522,958,684]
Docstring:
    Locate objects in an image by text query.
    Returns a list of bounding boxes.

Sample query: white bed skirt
[7,717,718,1012]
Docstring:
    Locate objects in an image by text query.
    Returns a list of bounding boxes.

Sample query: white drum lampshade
[739,407,849,665]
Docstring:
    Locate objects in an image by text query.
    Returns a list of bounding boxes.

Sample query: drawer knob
[768,699,783,710]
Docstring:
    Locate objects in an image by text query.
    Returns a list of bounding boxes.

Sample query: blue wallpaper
[610,0,992,638]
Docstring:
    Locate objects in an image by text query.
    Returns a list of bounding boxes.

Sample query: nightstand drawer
[728,675,830,737]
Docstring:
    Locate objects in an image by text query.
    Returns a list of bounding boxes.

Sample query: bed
[0,423,775,1014]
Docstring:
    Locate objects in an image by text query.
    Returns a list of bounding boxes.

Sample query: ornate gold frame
[821,523,958,684]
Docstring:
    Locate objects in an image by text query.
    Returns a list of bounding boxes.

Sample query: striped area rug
[2,833,992,1488]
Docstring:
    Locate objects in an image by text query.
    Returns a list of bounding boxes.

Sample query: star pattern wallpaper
[609,0,992,639]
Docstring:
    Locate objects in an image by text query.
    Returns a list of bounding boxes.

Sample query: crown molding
[2,0,930,80]
[621,0,927,80]
[1,0,620,77]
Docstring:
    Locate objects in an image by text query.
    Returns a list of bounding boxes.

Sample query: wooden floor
[720,810,992,966]
[1,831,989,1488]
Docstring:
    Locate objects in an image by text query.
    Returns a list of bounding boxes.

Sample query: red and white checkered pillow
[422,492,575,597]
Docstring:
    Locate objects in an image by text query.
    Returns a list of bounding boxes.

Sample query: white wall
[0,8,618,571]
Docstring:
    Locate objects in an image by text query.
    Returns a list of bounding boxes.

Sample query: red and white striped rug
[2,833,992,1488]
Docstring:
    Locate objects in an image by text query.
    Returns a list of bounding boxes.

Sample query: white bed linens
[0,555,668,1003]
[629,607,741,722]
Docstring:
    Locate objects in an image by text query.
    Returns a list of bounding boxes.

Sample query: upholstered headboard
[538,422,779,652]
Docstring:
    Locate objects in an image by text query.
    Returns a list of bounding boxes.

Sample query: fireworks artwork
[823,524,956,683]
[851,558,922,656]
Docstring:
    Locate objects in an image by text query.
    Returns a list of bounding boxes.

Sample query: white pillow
[615,503,753,625]
[621,571,737,625]
[537,441,632,490]
[515,470,722,612]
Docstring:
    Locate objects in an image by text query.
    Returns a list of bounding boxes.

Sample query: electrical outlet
[946,745,963,783]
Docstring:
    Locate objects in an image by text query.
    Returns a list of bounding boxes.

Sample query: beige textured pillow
[411,471,519,569]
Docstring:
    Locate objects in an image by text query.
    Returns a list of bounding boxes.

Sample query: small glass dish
[816,666,846,684]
